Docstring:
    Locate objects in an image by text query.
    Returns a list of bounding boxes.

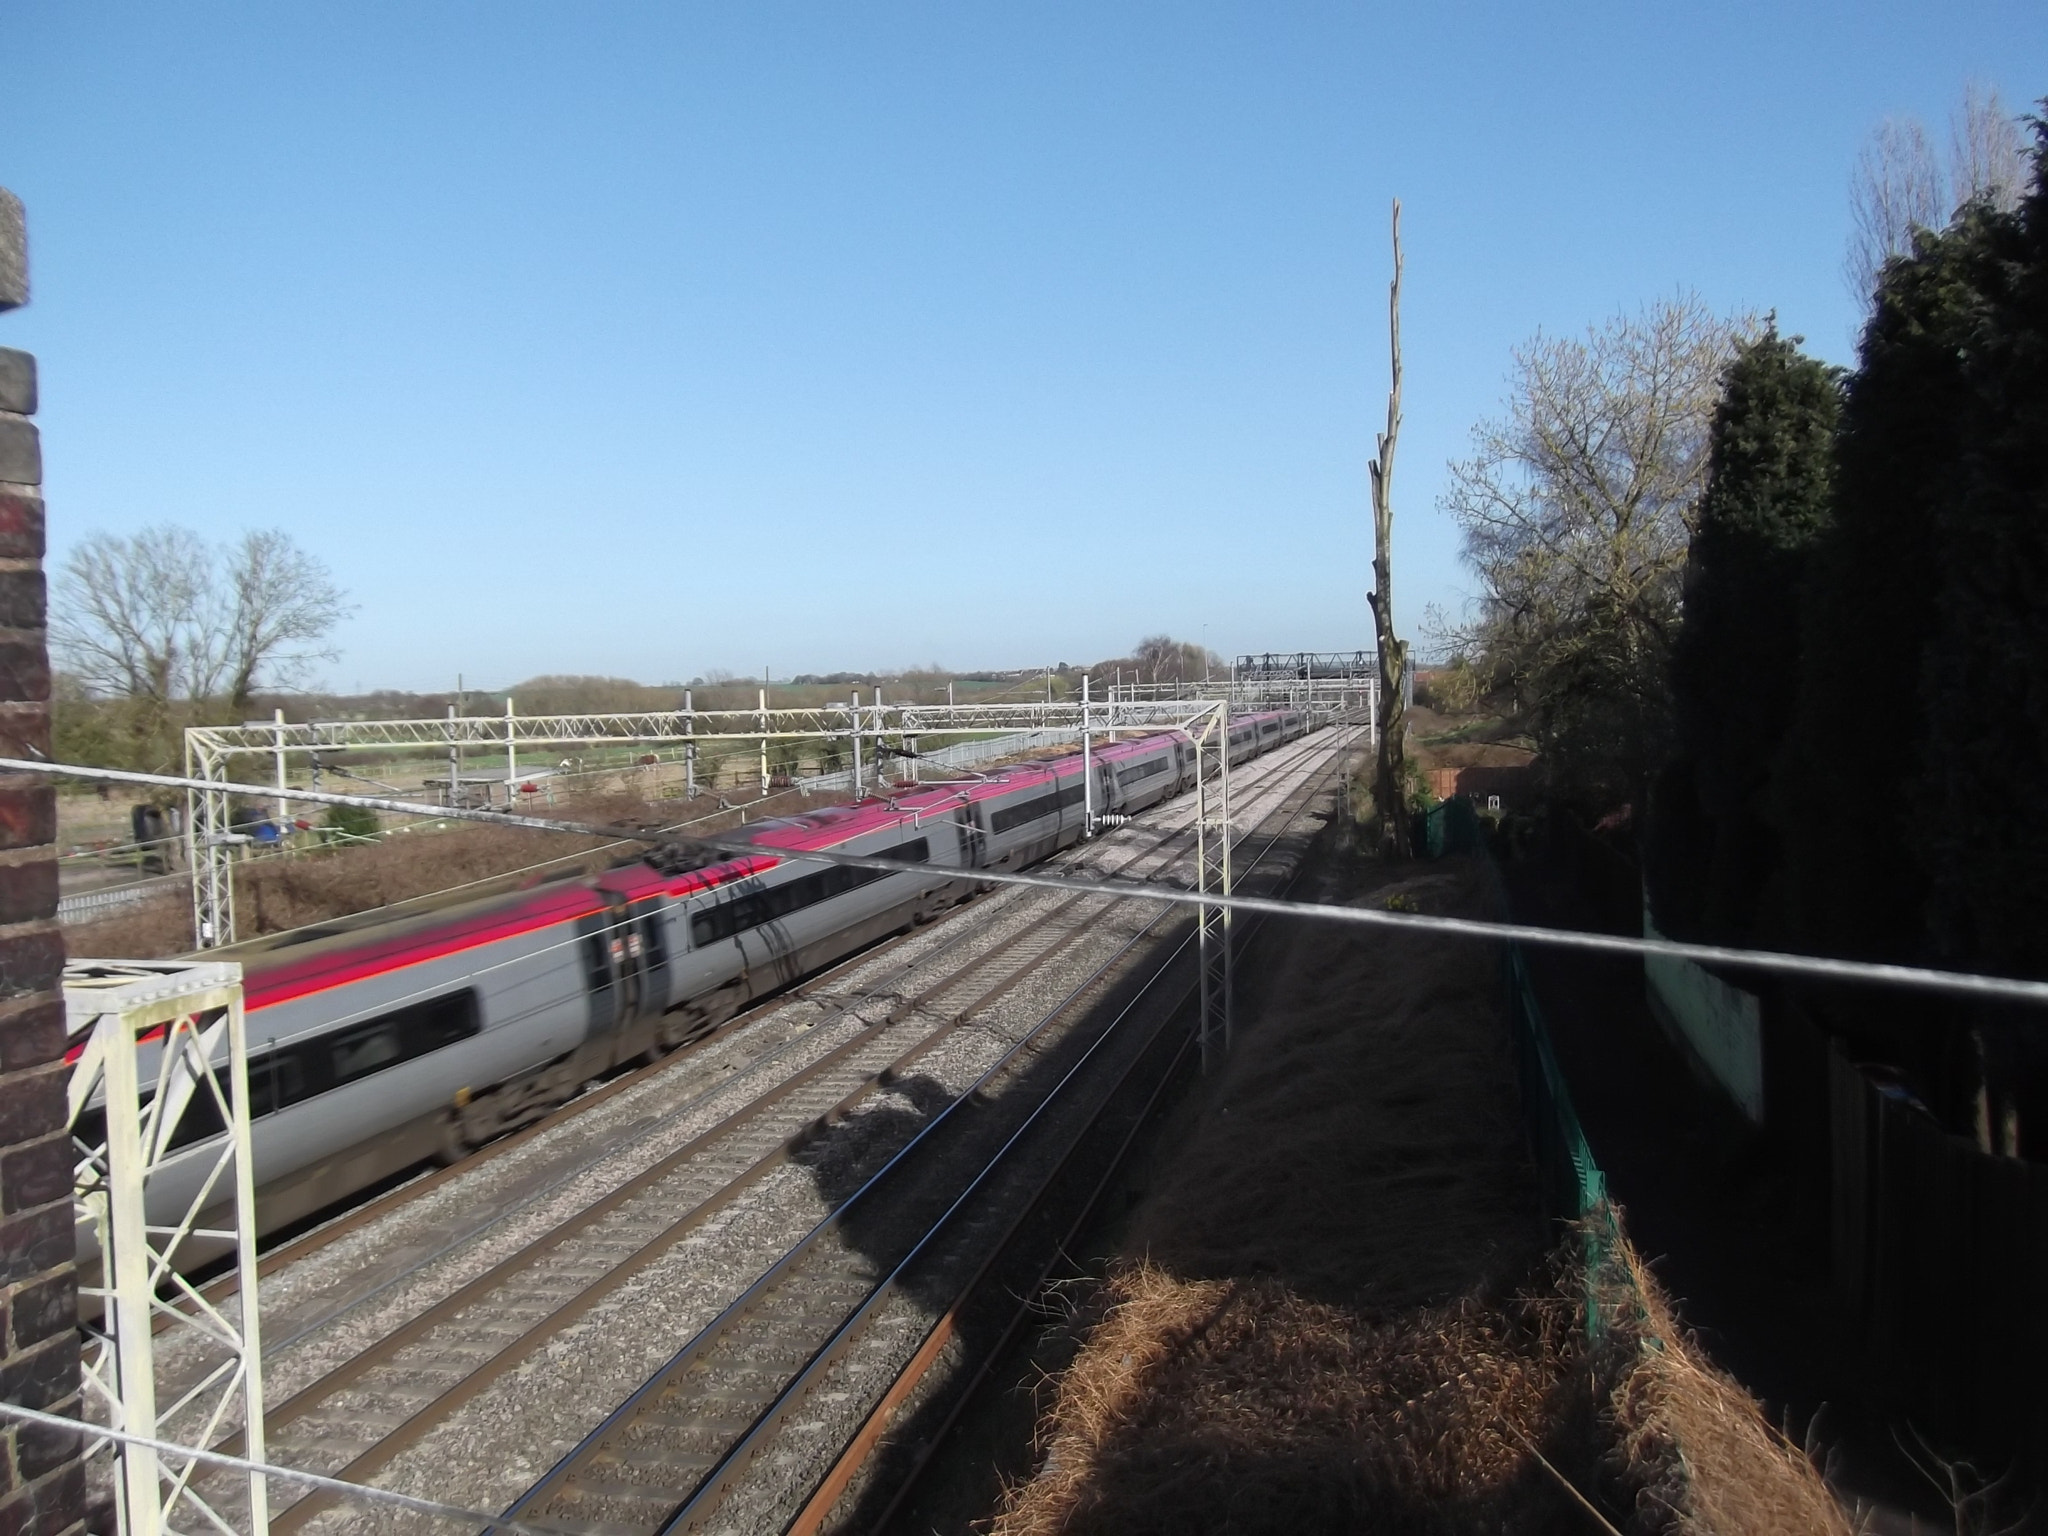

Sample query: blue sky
[2,5,2041,692]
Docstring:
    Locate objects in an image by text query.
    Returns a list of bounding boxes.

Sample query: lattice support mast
[1192,702,1234,1072]
[65,960,266,1536]
[183,695,1334,945]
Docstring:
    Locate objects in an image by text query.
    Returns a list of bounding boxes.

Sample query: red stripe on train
[234,732,1181,1015]
[240,856,781,1012]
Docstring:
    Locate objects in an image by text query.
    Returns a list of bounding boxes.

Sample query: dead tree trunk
[1368,199,1413,858]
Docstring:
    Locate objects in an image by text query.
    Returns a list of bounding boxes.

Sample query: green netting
[1418,794,1483,857]
[1423,797,1626,1337]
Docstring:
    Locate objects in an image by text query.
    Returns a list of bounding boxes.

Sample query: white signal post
[1081,674,1095,837]
[1193,701,1233,1072]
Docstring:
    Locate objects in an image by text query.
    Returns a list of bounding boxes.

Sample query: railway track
[492,729,1354,1536]
[171,741,1309,1351]
[160,728,1351,1531]
[802,746,1351,1535]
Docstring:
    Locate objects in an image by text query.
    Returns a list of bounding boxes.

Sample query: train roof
[227,721,1263,1011]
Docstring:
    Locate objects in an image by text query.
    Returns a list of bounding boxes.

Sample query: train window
[332,1026,405,1084]
[325,992,479,1093]
[1115,758,1169,787]
[988,782,1086,835]
[77,995,473,1154]
[242,990,484,1117]
[264,1052,310,1114]
[165,1082,226,1150]
[690,837,931,945]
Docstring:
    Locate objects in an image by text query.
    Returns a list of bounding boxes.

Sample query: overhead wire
[5,754,2046,1009]
[0,1401,596,1536]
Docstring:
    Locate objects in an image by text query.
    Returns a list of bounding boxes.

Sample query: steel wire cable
[148,736,1337,1478]
[10,752,2048,1008]
[0,1402,601,1536]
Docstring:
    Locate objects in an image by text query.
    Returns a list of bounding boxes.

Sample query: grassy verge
[987,855,1845,1535]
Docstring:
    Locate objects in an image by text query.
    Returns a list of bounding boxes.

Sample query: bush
[1415,656,1487,715]
[321,803,381,843]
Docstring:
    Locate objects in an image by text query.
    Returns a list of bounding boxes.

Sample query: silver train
[73,711,1313,1265]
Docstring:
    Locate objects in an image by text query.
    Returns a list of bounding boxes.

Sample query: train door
[578,900,653,1047]
[957,807,987,869]
[735,878,802,994]
[634,897,671,1014]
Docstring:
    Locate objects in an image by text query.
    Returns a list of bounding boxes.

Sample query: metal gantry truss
[1235,649,1379,680]
[65,959,266,1536]
[182,689,1345,947]
[1189,703,1233,1072]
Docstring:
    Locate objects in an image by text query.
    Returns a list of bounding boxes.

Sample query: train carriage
[71,711,1322,1274]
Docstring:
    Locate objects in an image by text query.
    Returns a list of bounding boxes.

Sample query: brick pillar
[0,187,85,1536]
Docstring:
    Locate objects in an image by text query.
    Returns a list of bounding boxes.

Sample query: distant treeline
[55,638,1225,776]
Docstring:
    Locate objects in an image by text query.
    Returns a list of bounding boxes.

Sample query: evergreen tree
[1918,123,2048,982]
[1772,207,2007,970]
[1650,329,1840,943]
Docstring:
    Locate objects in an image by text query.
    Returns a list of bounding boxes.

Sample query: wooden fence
[1830,1040,2048,1461]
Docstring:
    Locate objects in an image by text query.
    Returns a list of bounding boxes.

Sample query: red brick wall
[1426,763,1535,810]
[0,187,83,1536]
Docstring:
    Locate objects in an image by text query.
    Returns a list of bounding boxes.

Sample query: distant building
[1426,763,1534,811]
[422,767,555,811]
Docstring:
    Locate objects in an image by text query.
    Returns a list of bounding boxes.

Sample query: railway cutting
[121,715,1354,1536]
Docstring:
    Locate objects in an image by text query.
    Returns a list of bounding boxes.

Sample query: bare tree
[219,530,351,712]
[1950,80,2028,210]
[52,526,212,703]
[1442,295,1753,804]
[1846,83,2027,304]
[1846,116,1944,304]
[1134,633,1179,685]
[1130,635,1209,686]
[1124,635,1217,687]
[53,526,350,714]
[1367,199,1412,857]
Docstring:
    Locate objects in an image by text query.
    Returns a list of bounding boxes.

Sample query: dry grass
[1123,860,1545,1311]
[1601,1242,1853,1536]
[997,1262,1587,1535]
[988,852,1849,1536]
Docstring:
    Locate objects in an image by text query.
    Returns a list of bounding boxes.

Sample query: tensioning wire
[6,756,2046,1010]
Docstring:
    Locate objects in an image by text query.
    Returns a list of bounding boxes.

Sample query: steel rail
[493,735,1352,1534]
[806,743,1352,1534]
[172,731,1327,1319]
[720,737,1349,1536]
[616,740,1350,1536]
[253,805,1206,1531]
[174,921,950,1321]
